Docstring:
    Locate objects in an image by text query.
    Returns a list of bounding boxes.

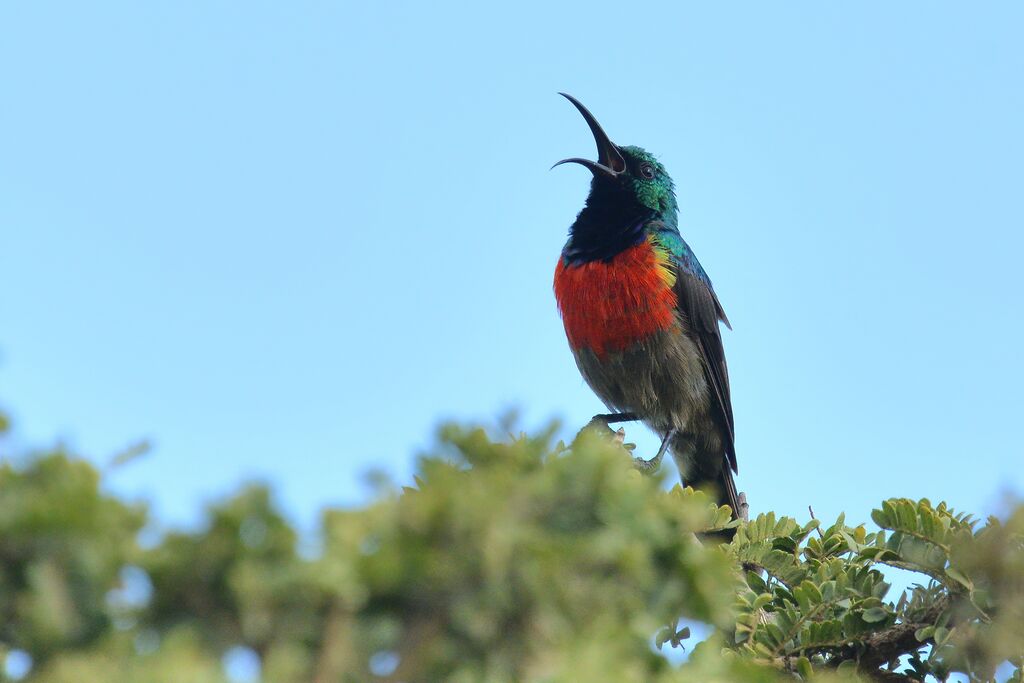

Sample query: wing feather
[654,224,737,474]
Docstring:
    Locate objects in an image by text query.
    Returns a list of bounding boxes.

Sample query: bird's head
[553,93,676,217]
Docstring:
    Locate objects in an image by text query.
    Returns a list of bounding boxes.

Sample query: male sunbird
[552,93,742,517]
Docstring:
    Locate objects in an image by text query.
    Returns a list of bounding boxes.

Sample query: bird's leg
[634,428,677,474]
[591,412,640,425]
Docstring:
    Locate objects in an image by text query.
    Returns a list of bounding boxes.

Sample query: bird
[552,93,742,518]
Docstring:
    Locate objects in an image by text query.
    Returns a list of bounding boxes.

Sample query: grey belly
[572,327,726,481]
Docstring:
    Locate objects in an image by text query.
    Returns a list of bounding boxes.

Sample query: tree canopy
[0,407,1020,682]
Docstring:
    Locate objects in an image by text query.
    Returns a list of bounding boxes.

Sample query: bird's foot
[632,451,663,474]
[575,415,638,458]
[577,412,638,443]
[632,427,676,475]
[576,414,674,477]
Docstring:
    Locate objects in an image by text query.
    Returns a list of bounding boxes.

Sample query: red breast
[554,239,678,359]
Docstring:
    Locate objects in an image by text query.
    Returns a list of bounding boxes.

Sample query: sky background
[1,2,1022,540]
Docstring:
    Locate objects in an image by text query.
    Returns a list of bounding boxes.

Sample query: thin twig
[808,505,825,538]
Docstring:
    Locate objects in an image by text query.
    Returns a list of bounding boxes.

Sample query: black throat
[563,178,654,264]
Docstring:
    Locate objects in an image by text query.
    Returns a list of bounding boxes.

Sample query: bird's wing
[653,225,737,474]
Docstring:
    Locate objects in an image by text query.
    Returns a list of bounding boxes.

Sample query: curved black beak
[552,93,627,178]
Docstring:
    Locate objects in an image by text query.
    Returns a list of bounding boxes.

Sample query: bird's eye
[639,163,655,179]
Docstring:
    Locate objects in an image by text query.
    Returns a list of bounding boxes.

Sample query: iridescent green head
[553,93,677,217]
[616,145,675,214]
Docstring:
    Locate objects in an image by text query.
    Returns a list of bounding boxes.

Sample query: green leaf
[862,606,889,623]
[944,566,973,591]
[655,627,671,649]
[764,623,787,648]
[797,655,813,679]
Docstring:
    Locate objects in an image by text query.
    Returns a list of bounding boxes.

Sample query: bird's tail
[686,463,744,538]
[668,436,745,533]
[716,466,744,522]
[698,468,743,541]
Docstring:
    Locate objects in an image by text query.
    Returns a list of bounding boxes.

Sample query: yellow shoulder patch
[647,234,678,289]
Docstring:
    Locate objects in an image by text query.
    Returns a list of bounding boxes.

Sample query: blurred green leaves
[0,452,145,661]
[328,426,737,682]
[0,408,1021,682]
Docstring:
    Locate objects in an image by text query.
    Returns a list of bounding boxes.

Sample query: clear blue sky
[2,2,1022,536]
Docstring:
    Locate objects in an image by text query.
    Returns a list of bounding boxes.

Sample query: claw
[633,452,664,473]
[579,417,616,440]
[575,415,668,476]
[632,427,677,475]
[575,418,635,456]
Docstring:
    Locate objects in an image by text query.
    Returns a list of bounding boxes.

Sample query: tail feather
[716,466,745,522]
[701,469,743,541]
[686,465,745,539]
[665,433,745,532]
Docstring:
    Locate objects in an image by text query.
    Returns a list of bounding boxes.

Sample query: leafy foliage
[0,406,1021,682]
[733,500,1024,680]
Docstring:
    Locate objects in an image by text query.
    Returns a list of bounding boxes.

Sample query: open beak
[552,93,627,178]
